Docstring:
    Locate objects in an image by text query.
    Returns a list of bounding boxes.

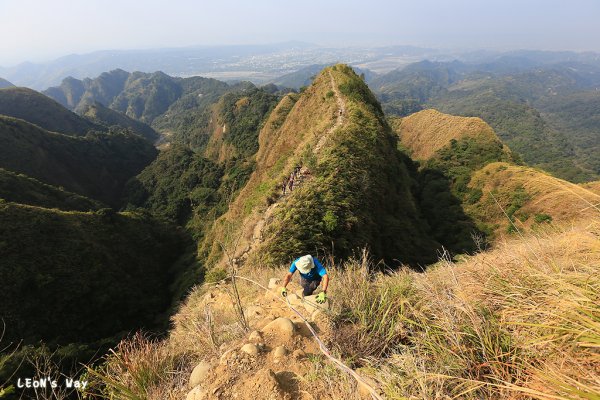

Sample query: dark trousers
[300,277,321,296]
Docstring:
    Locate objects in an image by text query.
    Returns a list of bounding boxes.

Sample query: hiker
[280,255,328,303]
[288,175,294,192]
[282,177,288,195]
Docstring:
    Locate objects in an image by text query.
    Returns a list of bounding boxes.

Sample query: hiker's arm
[282,272,293,288]
[322,274,329,293]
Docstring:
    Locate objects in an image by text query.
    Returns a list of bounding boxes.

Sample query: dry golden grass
[468,162,600,235]
[581,180,600,196]
[328,219,600,399]
[392,108,502,160]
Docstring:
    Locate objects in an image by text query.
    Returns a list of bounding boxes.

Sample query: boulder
[302,294,329,314]
[186,386,206,400]
[219,349,236,365]
[188,361,212,389]
[240,343,259,356]
[262,317,296,339]
[268,278,281,289]
[256,315,276,329]
[272,345,287,358]
[245,305,265,319]
[248,330,262,343]
[287,293,302,306]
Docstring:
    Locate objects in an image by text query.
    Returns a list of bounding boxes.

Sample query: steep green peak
[201,64,438,268]
[323,64,384,115]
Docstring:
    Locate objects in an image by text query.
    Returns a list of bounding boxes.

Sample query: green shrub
[534,213,552,224]
[205,268,227,283]
[322,210,338,232]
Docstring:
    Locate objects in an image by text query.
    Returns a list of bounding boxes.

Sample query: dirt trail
[184,278,367,400]
[315,71,346,152]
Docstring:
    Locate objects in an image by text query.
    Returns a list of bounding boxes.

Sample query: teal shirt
[289,257,327,281]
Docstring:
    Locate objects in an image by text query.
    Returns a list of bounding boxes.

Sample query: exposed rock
[302,294,330,314]
[264,290,279,301]
[188,361,212,389]
[203,292,215,303]
[186,385,206,400]
[311,309,322,321]
[241,343,259,356]
[248,330,263,343]
[246,305,265,319]
[219,349,236,365]
[262,317,296,338]
[246,369,287,399]
[268,277,281,289]
[272,345,287,358]
[286,293,302,306]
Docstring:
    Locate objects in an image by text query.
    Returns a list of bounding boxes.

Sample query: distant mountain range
[10,44,600,91]
[371,58,600,182]
[0,42,317,89]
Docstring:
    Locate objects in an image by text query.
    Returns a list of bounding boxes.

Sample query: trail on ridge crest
[315,71,346,153]
[235,71,347,266]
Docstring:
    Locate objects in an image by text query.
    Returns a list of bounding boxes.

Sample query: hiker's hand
[316,292,327,304]
[280,287,288,297]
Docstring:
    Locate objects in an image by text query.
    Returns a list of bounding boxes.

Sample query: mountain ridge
[79,101,159,141]
[0,86,101,135]
[0,115,156,206]
[0,77,14,88]
[200,64,441,269]
[372,59,600,182]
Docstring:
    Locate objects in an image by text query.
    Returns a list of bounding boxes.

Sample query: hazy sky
[1,0,599,66]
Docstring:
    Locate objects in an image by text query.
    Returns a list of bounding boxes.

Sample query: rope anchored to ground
[234,274,384,400]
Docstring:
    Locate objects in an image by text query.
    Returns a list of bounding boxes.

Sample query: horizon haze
[1,0,600,66]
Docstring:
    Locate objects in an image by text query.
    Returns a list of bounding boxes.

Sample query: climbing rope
[234,275,384,400]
